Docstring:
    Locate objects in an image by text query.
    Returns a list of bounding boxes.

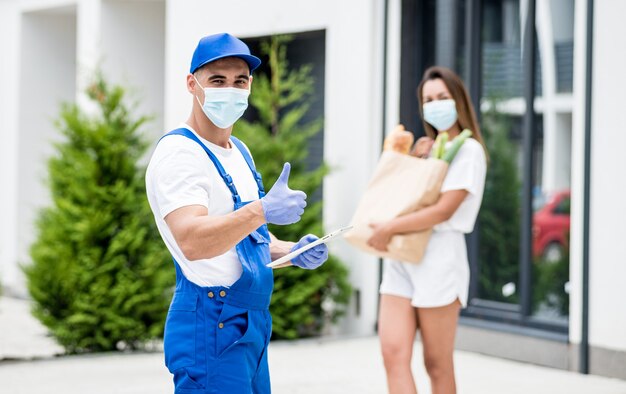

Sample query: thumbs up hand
[260,163,307,225]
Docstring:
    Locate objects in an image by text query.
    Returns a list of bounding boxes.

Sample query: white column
[569,0,590,348]
[588,0,626,353]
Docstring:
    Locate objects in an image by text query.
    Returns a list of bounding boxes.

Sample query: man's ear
[249,75,253,91]
[186,73,196,94]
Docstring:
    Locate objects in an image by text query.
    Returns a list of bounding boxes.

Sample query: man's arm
[163,162,306,262]
[268,232,295,261]
[165,201,266,261]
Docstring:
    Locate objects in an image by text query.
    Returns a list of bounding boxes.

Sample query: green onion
[441,129,473,163]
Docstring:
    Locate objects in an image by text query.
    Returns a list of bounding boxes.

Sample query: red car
[532,190,571,262]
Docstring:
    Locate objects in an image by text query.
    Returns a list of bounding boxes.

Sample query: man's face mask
[422,99,458,132]
[194,75,250,129]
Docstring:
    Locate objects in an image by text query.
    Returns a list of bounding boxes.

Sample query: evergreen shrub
[25,76,173,353]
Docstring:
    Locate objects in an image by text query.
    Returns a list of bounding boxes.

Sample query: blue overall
[160,129,274,394]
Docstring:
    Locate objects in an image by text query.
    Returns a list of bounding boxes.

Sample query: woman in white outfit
[367,66,488,394]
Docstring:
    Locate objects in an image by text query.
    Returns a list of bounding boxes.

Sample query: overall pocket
[216,303,251,357]
[164,292,198,372]
[248,229,272,265]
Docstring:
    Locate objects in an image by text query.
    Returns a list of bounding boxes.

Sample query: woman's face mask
[422,99,458,132]
[194,75,250,129]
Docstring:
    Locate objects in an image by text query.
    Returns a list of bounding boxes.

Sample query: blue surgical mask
[423,99,458,131]
[194,76,249,129]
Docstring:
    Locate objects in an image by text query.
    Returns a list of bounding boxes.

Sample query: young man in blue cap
[146,33,329,393]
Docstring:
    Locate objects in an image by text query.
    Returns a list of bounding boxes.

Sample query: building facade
[0,0,624,380]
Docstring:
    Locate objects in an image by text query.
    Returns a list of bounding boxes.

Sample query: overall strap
[160,128,241,205]
[230,136,266,198]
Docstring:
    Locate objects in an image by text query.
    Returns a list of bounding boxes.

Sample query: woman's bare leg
[379,294,419,394]
[417,299,461,394]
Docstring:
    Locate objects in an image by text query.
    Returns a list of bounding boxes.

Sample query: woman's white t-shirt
[435,137,487,233]
[145,124,260,288]
[380,137,487,307]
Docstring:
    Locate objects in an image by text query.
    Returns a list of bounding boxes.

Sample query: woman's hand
[410,136,435,158]
[367,222,394,252]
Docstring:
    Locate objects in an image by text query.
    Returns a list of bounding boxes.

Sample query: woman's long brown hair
[417,66,488,157]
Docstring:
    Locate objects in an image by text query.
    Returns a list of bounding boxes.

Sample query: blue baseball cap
[190,33,261,74]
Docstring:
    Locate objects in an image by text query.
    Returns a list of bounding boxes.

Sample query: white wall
[1,0,165,295]
[165,0,384,335]
[588,0,626,352]
[76,0,101,111]
[0,1,21,293]
[101,0,165,144]
[15,7,77,296]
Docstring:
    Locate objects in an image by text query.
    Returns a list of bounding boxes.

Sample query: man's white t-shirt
[145,124,260,287]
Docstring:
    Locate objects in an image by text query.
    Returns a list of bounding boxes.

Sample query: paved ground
[0,295,64,360]
[2,296,626,394]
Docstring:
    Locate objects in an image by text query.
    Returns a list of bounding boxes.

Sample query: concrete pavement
[0,295,64,360]
[2,296,626,393]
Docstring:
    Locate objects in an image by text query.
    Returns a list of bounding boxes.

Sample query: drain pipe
[580,0,594,375]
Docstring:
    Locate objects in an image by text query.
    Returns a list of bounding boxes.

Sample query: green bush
[237,35,351,339]
[477,103,521,303]
[24,75,173,353]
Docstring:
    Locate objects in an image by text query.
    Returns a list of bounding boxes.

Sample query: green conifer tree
[236,35,351,339]
[24,75,173,353]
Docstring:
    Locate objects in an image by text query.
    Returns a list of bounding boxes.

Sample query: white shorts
[380,252,468,308]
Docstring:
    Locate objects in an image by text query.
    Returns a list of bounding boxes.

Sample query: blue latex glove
[261,163,307,225]
[291,234,329,270]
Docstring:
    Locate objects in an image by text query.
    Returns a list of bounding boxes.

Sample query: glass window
[476,0,524,306]
[399,0,575,332]
[474,0,572,328]
[530,0,575,325]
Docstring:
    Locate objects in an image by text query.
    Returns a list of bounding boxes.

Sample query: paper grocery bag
[344,151,448,264]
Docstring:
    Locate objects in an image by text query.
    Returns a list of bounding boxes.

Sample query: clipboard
[266,225,353,269]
